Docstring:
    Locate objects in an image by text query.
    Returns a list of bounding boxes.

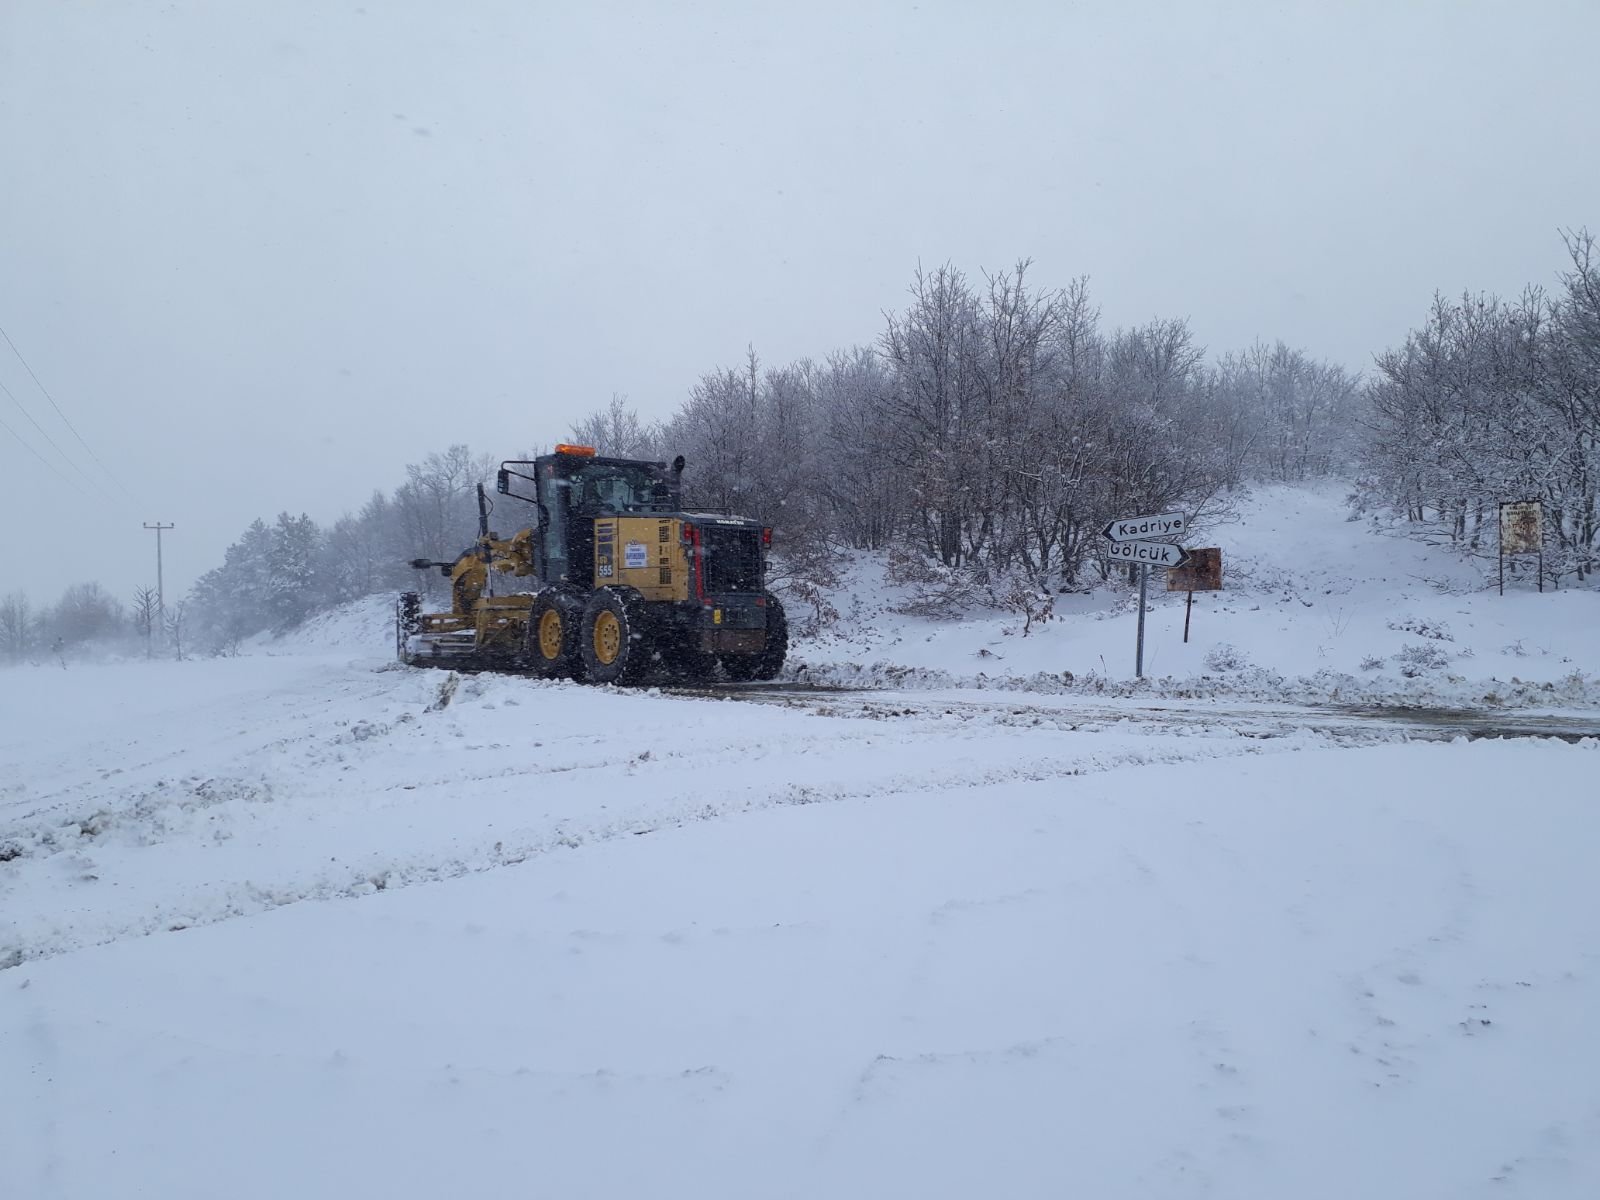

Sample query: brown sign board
[1499,500,1542,555]
[1166,547,1222,592]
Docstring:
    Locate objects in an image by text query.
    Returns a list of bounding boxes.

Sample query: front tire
[580,588,652,686]
[720,592,787,681]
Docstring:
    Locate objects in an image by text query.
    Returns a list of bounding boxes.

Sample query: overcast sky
[2,0,1596,602]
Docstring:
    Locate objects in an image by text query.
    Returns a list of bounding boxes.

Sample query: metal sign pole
[1135,563,1148,678]
[1104,511,1193,681]
[1183,590,1194,643]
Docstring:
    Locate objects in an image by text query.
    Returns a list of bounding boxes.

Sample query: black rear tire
[580,588,652,686]
[525,590,582,679]
[720,592,787,681]
[661,639,717,684]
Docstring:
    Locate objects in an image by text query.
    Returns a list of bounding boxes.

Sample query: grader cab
[397,445,787,685]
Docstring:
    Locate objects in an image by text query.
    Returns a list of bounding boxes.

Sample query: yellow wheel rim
[592,610,622,665]
[538,609,563,660]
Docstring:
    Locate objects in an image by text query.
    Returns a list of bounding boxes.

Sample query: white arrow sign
[1103,512,1187,543]
[1106,539,1189,568]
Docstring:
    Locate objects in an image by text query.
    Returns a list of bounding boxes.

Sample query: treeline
[0,450,512,662]
[1354,231,1600,583]
[178,258,1360,646]
[586,262,1356,604]
[1,582,175,662]
[17,235,1592,666]
[187,447,504,648]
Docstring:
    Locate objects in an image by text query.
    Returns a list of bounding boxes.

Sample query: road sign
[1499,500,1542,555]
[1166,548,1221,592]
[1498,499,1544,594]
[1101,509,1192,681]
[1102,512,1187,543]
[1106,539,1189,568]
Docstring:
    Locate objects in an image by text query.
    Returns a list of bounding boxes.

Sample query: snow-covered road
[4,656,1400,970]
[4,653,1599,1198]
[681,680,1600,742]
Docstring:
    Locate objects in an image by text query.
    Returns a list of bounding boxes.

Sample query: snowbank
[264,591,400,654]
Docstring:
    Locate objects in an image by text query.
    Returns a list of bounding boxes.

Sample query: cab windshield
[570,463,675,513]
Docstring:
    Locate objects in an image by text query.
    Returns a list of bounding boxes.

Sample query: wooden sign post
[1166,547,1223,642]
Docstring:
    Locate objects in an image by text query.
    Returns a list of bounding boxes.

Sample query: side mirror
[496,468,510,495]
[409,558,433,570]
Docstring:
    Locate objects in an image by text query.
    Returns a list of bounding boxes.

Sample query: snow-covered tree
[569,393,660,459]
[266,512,320,630]
[0,591,32,662]
[46,582,125,647]
[131,586,160,658]
[1354,232,1600,585]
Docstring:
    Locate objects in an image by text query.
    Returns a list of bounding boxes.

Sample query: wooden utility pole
[143,522,174,630]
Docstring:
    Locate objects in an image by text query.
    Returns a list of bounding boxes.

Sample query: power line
[0,319,138,501]
[0,406,79,487]
[0,372,113,498]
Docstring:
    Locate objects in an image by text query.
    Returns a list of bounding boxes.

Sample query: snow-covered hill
[788,483,1600,708]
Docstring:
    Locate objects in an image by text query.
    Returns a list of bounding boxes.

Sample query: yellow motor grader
[396,444,786,685]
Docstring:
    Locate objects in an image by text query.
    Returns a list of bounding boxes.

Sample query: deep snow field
[4,483,1600,1199]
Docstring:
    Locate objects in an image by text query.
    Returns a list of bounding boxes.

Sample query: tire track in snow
[1,727,1351,972]
[1,673,409,824]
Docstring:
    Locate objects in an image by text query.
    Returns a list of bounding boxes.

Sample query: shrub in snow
[1387,616,1453,641]
[1359,654,1386,671]
[780,578,840,636]
[885,549,988,619]
[1393,642,1453,677]
[767,545,844,635]
[1204,643,1250,672]
[998,579,1056,636]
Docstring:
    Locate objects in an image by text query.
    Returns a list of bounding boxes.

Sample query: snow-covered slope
[788,483,1600,708]
[260,591,398,655]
